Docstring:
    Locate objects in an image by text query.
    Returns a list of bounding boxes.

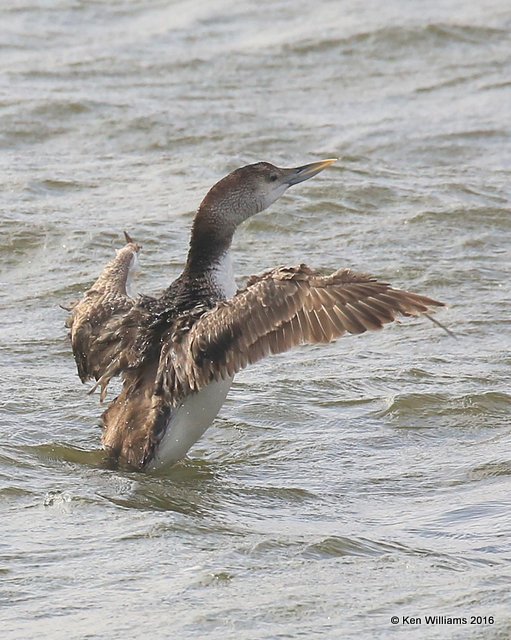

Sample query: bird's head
[199,159,337,228]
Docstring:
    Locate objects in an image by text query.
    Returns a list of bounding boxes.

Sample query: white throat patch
[211,251,237,299]
[125,252,140,299]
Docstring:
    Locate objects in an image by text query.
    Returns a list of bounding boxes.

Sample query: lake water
[1,1,510,638]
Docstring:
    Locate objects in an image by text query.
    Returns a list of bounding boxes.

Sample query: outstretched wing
[66,233,144,393]
[158,265,445,404]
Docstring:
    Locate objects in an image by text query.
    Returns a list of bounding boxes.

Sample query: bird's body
[66,160,446,471]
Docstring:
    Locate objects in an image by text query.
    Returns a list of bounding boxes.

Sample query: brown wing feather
[158,265,445,405]
[101,360,170,469]
[66,235,142,394]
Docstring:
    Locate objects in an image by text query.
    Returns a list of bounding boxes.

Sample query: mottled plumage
[156,265,443,404]
[66,160,447,471]
[66,232,142,389]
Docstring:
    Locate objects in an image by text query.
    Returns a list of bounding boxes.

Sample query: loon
[67,159,445,471]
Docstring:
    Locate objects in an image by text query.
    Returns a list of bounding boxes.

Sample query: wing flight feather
[65,233,144,396]
[156,265,445,405]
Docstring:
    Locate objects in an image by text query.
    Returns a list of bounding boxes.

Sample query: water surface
[1,1,511,638]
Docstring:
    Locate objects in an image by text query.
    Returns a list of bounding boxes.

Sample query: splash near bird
[66,160,445,471]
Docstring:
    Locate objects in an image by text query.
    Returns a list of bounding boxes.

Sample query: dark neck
[184,203,235,277]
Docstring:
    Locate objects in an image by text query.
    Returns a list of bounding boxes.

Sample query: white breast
[148,376,233,471]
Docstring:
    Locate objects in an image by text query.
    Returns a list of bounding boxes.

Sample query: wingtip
[123,230,141,252]
[423,313,456,339]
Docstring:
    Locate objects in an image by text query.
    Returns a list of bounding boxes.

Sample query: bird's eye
[269,174,278,182]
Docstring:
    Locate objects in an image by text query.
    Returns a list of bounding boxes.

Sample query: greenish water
[1,1,510,638]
